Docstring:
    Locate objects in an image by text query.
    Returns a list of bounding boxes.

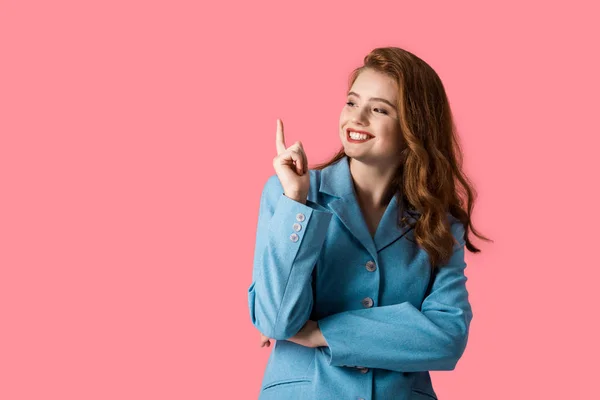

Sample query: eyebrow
[347,91,396,109]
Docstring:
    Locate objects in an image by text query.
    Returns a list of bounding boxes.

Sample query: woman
[248,47,490,400]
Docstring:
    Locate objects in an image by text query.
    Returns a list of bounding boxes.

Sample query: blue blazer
[248,155,473,400]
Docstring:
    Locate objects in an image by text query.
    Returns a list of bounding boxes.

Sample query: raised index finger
[275,119,286,155]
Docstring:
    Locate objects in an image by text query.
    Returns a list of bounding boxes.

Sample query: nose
[351,107,369,126]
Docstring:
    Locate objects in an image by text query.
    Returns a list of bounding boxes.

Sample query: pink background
[1,0,599,398]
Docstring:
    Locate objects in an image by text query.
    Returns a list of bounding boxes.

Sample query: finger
[275,119,286,155]
[291,142,307,175]
[276,148,304,175]
[297,141,308,174]
[288,149,304,175]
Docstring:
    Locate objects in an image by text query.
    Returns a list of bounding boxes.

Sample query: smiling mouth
[347,130,374,143]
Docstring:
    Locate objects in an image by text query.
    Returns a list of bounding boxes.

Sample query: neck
[348,157,400,209]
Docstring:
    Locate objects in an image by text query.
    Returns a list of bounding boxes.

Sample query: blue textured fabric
[248,155,473,400]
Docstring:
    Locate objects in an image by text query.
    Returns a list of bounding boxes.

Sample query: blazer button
[292,222,302,232]
[296,213,305,222]
[365,261,376,272]
[361,297,374,308]
[358,367,369,373]
[290,233,299,242]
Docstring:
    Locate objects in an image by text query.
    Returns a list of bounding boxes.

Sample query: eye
[347,101,388,115]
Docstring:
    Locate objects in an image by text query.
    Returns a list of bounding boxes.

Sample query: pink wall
[1,0,598,398]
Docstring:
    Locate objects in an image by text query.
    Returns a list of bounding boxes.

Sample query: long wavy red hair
[311,47,491,269]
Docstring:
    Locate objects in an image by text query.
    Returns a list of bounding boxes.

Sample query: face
[339,68,403,166]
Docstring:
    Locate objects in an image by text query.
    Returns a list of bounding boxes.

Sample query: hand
[259,332,271,348]
[273,119,310,203]
[258,320,327,349]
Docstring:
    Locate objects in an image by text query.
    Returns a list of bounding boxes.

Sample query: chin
[344,147,386,165]
[343,148,369,162]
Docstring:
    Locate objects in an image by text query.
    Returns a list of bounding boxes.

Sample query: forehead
[350,69,398,102]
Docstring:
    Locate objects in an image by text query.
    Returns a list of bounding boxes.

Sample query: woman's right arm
[248,174,333,340]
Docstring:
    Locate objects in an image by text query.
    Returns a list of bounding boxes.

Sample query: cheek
[378,126,400,144]
[339,115,348,131]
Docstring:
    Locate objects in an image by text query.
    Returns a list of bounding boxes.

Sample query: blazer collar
[319,155,418,260]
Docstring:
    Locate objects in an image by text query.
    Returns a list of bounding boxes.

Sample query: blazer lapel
[320,156,417,260]
[373,194,417,252]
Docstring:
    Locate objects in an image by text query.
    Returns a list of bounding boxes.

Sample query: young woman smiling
[248,46,490,400]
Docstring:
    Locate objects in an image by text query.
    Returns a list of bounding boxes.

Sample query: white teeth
[349,131,370,140]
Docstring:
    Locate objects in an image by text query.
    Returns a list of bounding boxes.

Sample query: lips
[346,129,374,143]
[347,128,374,137]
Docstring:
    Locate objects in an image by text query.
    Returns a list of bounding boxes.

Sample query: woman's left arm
[316,222,473,372]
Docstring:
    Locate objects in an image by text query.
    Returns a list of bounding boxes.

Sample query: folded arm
[317,222,473,372]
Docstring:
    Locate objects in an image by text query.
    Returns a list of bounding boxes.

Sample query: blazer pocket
[262,378,311,391]
[411,388,438,399]
[261,348,316,393]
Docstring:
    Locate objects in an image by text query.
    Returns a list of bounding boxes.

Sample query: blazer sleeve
[317,221,473,372]
[248,174,333,340]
